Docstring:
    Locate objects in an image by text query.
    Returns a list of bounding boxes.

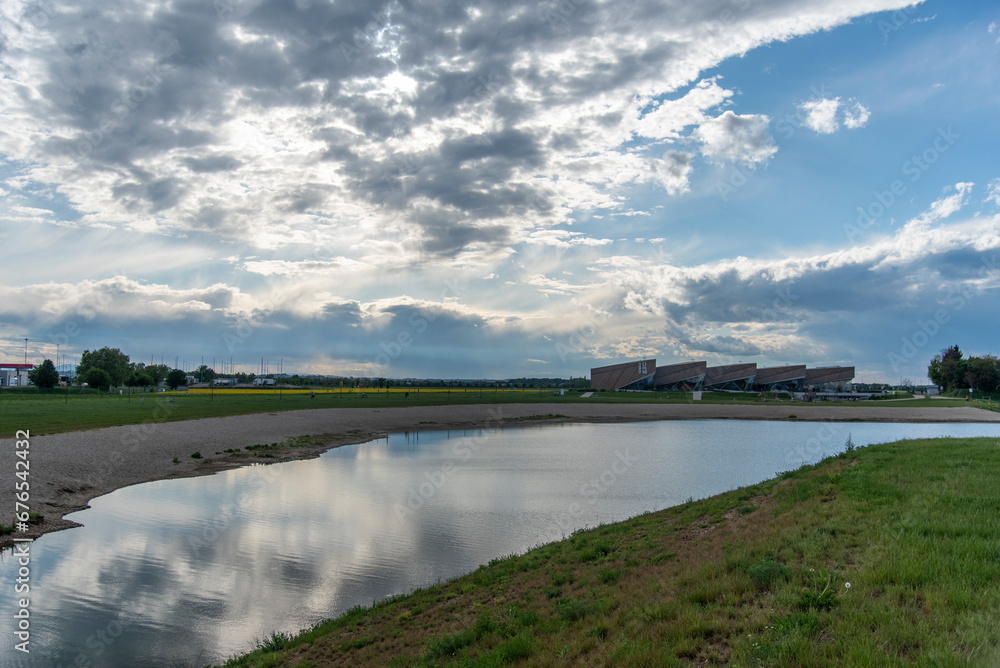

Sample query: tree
[194,364,215,383]
[965,355,1000,392]
[979,355,1000,392]
[928,345,963,390]
[82,368,113,391]
[132,373,154,388]
[28,359,59,389]
[77,347,131,387]
[166,369,187,390]
[144,364,170,385]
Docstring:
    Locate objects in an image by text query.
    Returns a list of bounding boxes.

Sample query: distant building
[0,364,33,387]
[704,363,757,391]
[754,365,807,392]
[804,367,855,392]
[590,359,656,391]
[653,361,706,391]
[591,359,855,394]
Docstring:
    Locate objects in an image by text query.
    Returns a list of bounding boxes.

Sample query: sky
[1,0,998,382]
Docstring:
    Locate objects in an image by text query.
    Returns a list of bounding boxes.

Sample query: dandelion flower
[845,582,851,589]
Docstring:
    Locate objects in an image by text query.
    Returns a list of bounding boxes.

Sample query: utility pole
[24,338,28,364]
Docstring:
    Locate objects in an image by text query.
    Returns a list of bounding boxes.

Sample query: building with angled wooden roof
[590,359,656,391]
[754,365,807,392]
[590,360,854,394]
[703,363,757,391]
[653,361,707,391]
[804,366,855,392]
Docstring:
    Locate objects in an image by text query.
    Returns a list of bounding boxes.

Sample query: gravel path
[3,401,998,548]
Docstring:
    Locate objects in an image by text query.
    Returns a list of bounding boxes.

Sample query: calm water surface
[3,420,1000,666]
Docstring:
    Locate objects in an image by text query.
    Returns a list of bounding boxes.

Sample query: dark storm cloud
[439,129,542,168]
[622,230,1000,372]
[275,184,335,214]
[112,177,186,213]
[183,155,241,173]
[320,300,363,321]
[417,218,512,256]
[664,261,902,326]
[682,334,765,356]
[327,124,547,255]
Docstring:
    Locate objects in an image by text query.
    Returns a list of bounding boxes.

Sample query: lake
[3,420,1000,666]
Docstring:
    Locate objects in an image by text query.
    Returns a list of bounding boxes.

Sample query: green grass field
[1,387,997,437]
[214,435,1000,667]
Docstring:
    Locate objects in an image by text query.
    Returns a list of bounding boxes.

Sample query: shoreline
[3,401,999,549]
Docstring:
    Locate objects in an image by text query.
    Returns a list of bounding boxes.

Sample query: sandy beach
[3,401,999,549]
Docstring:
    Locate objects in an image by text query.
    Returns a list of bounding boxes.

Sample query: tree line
[26,347,172,391]
[928,345,1000,392]
[28,347,286,391]
[25,346,592,391]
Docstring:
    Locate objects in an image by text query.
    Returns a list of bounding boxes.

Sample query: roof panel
[704,363,757,385]
[755,365,806,384]
[591,359,656,391]
[804,367,855,384]
[654,361,707,385]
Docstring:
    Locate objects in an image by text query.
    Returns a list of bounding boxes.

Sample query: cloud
[10,206,55,218]
[632,77,734,141]
[842,101,871,129]
[0,0,916,265]
[986,178,1000,207]
[243,258,374,277]
[911,182,975,226]
[584,196,1000,368]
[525,274,585,296]
[693,111,777,167]
[799,97,870,133]
[3,0,964,381]
[801,98,841,134]
[525,230,613,248]
[650,151,694,195]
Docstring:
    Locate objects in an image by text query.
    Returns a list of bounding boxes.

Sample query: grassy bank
[215,436,1000,667]
[2,388,994,436]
